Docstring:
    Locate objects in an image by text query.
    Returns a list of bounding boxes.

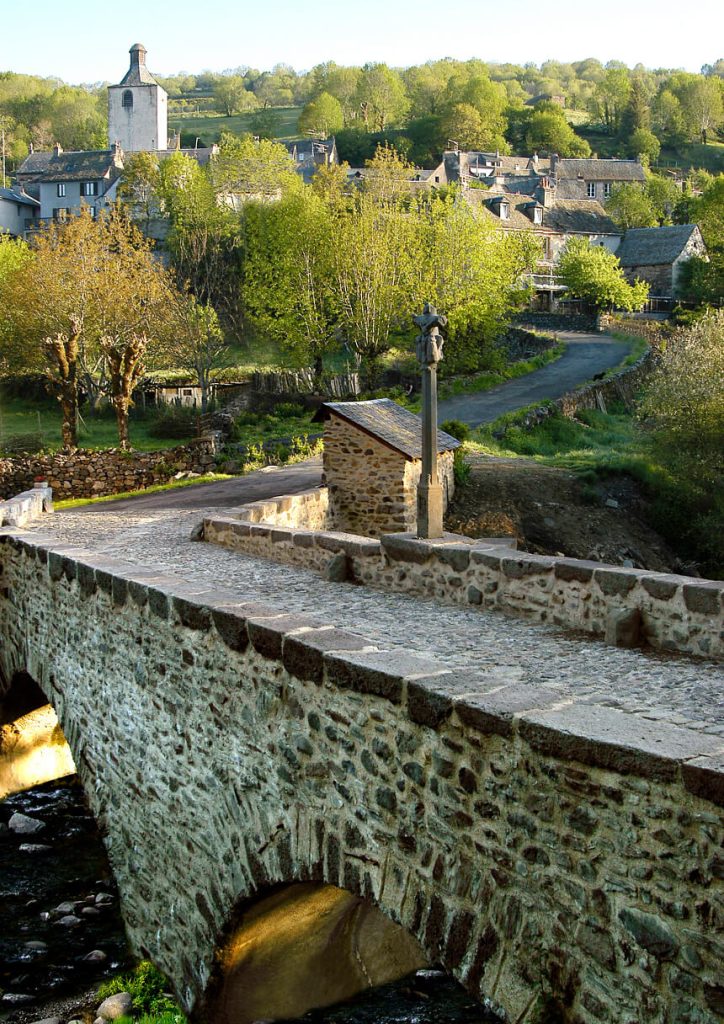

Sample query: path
[438,331,632,427]
[24,492,723,740]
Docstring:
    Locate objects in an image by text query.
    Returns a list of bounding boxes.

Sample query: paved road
[438,331,633,427]
[72,458,323,512]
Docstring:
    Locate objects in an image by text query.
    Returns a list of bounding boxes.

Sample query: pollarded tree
[162,293,228,414]
[298,92,344,138]
[558,237,649,312]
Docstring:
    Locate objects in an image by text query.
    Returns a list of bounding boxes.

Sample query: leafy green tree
[310,63,361,124]
[213,75,258,116]
[0,234,30,283]
[211,132,298,199]
[163,293,227,412]
[594,66,631,134]
[671,73,724,142]
[403,61,454,117]
[356,64,410,131]
[626,127,660,164]
[242,189,338,371]
[362,144,415,206]
[558,237,649,311]
[298,92,344,137]
[524,108,591,156]
[651,89,686,145]
[606,175,682,229]
[439,103,490,151]
[117,151,162,233]
[445,73,508,150]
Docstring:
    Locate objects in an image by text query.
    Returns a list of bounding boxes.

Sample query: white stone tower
[108,44,168,153]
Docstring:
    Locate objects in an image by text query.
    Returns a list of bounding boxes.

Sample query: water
[0,776,131,1018]
[0,780,499,1023]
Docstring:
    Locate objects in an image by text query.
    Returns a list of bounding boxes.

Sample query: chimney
[536,177,555,207]
[53,143,63,157]
[551,153,559,177]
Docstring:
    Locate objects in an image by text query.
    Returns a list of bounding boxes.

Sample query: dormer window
[499,200,510,219]
[533,206,542,224]
[122,90,133,109]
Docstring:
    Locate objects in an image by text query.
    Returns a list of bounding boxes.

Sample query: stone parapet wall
[204,516,723,659]
[0,438,218,501]
[0,483,53,527]
[0,530,721,1024]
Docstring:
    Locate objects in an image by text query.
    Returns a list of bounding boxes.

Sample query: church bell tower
[108,44,168,152]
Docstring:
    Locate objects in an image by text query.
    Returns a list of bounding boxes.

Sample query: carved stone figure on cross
[414,302,447,367]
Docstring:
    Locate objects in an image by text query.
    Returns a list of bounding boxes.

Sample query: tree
[362,144,414,206]
[605,184,658,229]
[298,92,344,137]
[0,234,30,283]
[439,103,490,151]
[211,132,298,199]
[558,237,649,311]
[117,151,162,234]
[242,189,338,371]
[524,108,591,156]
[310,64,361,124]
[356,64,410,131]
[213,75,257,117]
[164,293,227,413]
[627,127,660,164]
[0,209,170,447]
[594,67,631,134]
[672,73,724,142]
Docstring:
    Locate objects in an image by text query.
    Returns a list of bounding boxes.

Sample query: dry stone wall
[323,417,454,537]
[204,511,724,659]
[0,439,218,501]
[0,529,722,1024]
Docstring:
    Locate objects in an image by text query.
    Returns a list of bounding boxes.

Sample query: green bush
[97,961,183,1017]
[453,447,471,486]
[148,405,198,440]
[274,401,305,418]
[441,419,470,441]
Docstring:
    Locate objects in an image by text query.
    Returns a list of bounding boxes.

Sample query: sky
[2,0,722,82]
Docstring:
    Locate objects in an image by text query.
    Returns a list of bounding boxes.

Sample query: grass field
[0,397,196,452]
[168,106,302,146]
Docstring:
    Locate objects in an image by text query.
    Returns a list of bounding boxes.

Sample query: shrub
[148,405,197,439]
[453,447,471,486]
[274,401,305,418]
[97,961,182,1017]
[441,419,470,441]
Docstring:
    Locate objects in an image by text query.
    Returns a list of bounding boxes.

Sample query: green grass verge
[167,106,302,146]
[439,342,566,400]
[54,473,234,509]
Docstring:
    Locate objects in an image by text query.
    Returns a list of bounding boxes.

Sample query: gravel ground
[23,506,723,738]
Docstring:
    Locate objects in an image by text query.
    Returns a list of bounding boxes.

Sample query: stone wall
[204,516,723,659]
[0,438,218,502]
[0,530,722,1023]
[323,416,454,537]
[0,482,53,527]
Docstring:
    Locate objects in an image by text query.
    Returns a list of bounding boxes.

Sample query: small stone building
[615,224,707,297]
[313,399,459,537]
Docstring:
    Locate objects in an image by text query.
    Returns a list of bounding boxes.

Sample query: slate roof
[0,187,39,207]
[116,45,161,87]
[616,225,701,267]
[555,159,646,183]
[542,200,619,234]
[313,399,460,460]
[15,150,123,184]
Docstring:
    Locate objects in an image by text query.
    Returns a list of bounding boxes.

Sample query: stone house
[286,138,338,183]
[615,224,707,297]
[0,186,39,236]
[552,157,646,201]
[15,144,125,223]
[313,399,459,537]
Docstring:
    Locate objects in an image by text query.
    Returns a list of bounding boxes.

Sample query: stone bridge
[1,523,723,1024]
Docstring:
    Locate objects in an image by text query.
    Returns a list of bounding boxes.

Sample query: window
[122,90,133,109]
[53,208,68,222]
[81,182,97,197]
[603,182,612,198]
[499,201,509,219]
[57,183,66,197]
[587,182,596,198]
[533,206,543,224]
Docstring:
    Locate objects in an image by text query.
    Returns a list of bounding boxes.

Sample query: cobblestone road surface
[24,503,723,739]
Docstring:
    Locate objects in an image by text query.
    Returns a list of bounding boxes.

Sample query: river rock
[24,940,48,951]
[82,906,101,916]
[95,892,114,905]
[30,1017,62,1024]
[58,914,82,927]
[55,901,77,914]
[83,949,108,962]
[97,992,133,1019]
[9,812,46,835]
[19,843,53,853]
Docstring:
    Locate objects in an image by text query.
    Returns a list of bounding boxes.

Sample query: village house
[0,186,40,236]
[15,144,125,223]
[285,137,338,183]
[615,223,708,297]
[552,156,646,201]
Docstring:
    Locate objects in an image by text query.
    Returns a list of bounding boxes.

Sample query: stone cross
[413,302,447,539]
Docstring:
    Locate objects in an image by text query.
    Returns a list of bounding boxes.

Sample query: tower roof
[117,42,160,87]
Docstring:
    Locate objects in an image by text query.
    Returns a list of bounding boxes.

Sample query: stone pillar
[413,303,447,540]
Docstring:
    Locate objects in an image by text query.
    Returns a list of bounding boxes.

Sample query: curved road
[438,331,632,427]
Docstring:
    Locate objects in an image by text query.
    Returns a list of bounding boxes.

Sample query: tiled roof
[313,399,460,459]
[555,159,646,183]
[616,225,701,267]
[0,187,39,207]
[16,150,123,184]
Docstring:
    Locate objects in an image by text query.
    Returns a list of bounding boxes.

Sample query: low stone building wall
[323,415,455,537]
[0,529,722,1024]
[204,511,723,659]
[0,482,53,527]
[0,438,218,501]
